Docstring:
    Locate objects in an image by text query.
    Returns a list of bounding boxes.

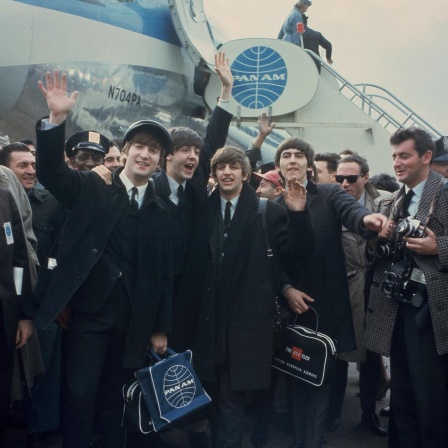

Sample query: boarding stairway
[313,51,442,140]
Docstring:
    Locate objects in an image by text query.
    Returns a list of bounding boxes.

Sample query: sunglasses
[335,174,364,184]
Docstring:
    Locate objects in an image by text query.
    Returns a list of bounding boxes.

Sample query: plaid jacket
[365,170,448,356]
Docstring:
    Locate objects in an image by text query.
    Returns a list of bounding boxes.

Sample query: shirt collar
[119,170,148,198]
[405,178,426,200]
[166,173,187,195]
[220,194,240,211]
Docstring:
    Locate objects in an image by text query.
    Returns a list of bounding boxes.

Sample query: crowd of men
[0,49,447,448]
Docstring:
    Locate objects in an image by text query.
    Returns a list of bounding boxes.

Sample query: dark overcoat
[0,187,32,351]
[365,170,448,356]
[186,183,314,391]
[285,182,375,353]
[34,120,172,368]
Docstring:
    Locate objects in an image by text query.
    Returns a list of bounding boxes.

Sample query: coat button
[92,248,98,254]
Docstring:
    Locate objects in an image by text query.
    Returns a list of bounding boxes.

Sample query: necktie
[401,189,414,218]
[130,187,139,211]
[177,184,186,210]
[224,201,231,226]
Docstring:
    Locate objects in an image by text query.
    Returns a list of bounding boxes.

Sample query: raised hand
[282,176,307,211]
[37,70,79,125]
[215,51,233,99]
[258,112,276,137]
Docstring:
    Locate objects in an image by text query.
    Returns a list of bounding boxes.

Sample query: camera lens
[396,220,412,236]
[376,244,391,259]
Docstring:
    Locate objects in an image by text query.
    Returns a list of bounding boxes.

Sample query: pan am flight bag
[135,348,211,432]
[272,306,337,386]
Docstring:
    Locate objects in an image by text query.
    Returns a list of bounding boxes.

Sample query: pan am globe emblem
[231,46,287,109]
[163,364,196,408]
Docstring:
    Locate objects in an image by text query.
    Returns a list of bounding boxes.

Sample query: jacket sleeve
[35,119,87,209]
[196,105,233,185]
[319,34,332,60]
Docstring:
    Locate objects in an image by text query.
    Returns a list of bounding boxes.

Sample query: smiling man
[34,70,173,448]
[0,142,36,191]
[273,137,387,448]
[179,145,313,448]
[365,127,448,448]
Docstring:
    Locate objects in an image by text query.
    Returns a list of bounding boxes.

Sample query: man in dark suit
[0,187,33,443]
[274,137,387,448]
[35,70,173,448]
[302,15,333,73]
[152,51,233,297]
[0,141,67,446]
[181,145,313,448]
[365,127,448,447]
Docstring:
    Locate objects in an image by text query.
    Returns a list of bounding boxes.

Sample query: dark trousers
[0,304,15,443]
[359,350,381,414]
[290,378,331,448]
[62,283,134,448]
[326,359,348,422]
[206,364,246,448]
[390,303,448,448]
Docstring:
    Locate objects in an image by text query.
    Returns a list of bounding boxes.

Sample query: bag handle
[292,305,326,334]
[148,347,176,363]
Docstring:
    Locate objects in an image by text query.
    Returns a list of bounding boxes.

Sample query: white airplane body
[0,0,442,173]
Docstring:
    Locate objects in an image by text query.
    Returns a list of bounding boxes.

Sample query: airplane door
[168,0,216,69]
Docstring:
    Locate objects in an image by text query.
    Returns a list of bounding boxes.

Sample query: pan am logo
[163,365,196,408]
[231,46,287,109]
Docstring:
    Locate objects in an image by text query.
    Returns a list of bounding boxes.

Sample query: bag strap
[148,347,176,363]
[292,305,326,334]
[258,198,273,258]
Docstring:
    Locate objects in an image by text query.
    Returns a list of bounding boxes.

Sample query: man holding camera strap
[365,127,448,448]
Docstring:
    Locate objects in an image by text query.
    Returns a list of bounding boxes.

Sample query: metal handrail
[304,50,442,139]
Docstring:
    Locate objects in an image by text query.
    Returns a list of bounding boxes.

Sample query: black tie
[401,189,414,218]
[130,187,139,211]
[177,184,186,210]
[224,201,231,226]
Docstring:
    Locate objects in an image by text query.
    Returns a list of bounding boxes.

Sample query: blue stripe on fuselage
[13,0,181,46]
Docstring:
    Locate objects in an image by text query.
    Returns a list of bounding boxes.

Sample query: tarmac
[3,364,390,448]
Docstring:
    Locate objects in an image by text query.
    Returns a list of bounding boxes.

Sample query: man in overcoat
[34,70,173,448]
[183,145,313,448]
[365,127,448,447]
[0,187,33,443]
[274,137,387,448]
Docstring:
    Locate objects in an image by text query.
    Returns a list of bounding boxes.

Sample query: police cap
[434,136,448,163]
[65,131,110,158]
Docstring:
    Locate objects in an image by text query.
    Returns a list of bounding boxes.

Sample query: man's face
[123,137,162,186]
[8,151,36,191]
[214,162,247,200]
[165,145,199,184]
[71,149,104,171]
[336,162,367,200]
[315,161,336,184]
[104,146,122,172]
[256,179,281,200]
[431,161,448,178]
[277,148,309,184]
[392,139,432,188]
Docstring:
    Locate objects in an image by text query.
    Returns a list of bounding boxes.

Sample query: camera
[382,261,409,301]
[375,242,393,260]
[396,217,426,238]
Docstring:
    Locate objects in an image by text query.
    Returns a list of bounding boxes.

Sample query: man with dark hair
[1,140,67,446]
[325,154,389,437]
[177,145,313,448]
[302,15,333,73]
[35,70,173,448]
[365,126,448,447]
[314,152,340,184]
[339,148,357,158]
[274,137,387,448]
[18,139,36,156]
[369,173,400,193]
[103,140,122,172]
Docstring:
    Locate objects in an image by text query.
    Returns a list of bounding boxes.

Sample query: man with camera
[365,127,448,448]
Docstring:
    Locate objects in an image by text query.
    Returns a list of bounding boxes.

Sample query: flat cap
[123,120,171,152]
